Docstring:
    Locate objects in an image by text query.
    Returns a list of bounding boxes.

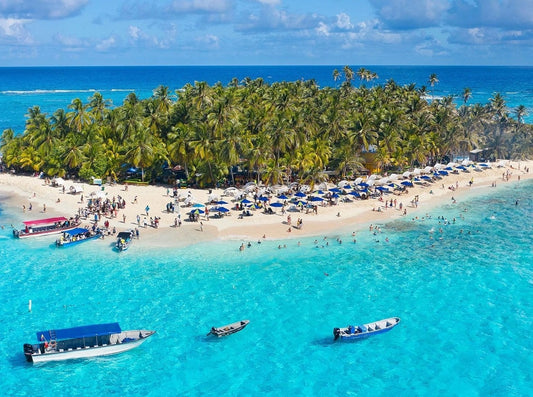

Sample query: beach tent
[52,177,65,186]
[69,184,83,194]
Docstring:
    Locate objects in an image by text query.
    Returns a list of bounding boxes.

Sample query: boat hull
[30,338,147,363]
[208,320,249,337]
[25,330,154,363]
[14,225,79,239]
[334,317,400,341]
[56,234,101,247]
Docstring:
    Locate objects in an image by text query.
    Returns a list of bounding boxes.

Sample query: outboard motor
[23,344,34,362]
[333,328,340,341]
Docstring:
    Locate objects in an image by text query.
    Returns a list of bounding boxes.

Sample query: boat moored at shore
[333,317,400,341]
[115,230,134,251]
[23,322,155,363]
[55,227,103,247]
[13,216,80,239]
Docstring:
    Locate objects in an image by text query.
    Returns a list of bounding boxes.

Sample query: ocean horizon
[2,65,533,133]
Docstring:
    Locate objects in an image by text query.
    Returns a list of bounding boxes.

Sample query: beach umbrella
[277,194,289,200]
[438,170,449,176]
[258,196,269,202]
[191,209,204,215]
[192,203,205,208]
[376,186,389,192]
[358,182,369,188]
[421,175,432,181]
[216,200,228,205]
[349,191,360,197]
[310,196,324,202]
[241,198,252,204]
[216,206,230,213]
[295,192,306,198]
[329,187,341,193]
[270,202,284,208]
[296,200,307,206]
[401,181,413,187]
[331,193,340,198]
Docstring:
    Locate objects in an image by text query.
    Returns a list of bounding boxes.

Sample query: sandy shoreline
[0,160,531,248]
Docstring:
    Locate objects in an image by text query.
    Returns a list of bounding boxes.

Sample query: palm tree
[343,66,354,87]
[428,73,439,98]
[462,87,472,105]
[67,98,91,134]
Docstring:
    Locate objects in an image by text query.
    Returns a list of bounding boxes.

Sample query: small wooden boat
[115,230,134,251]
[55,227,102,247]
[23,322,155,363]
[333,317,400,341]
[207,320,250,337]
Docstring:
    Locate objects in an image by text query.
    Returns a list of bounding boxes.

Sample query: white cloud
[255,0,281,5]
[195,34,219,49]
[0,18,33,44]
[336,13,353,30]
[316,22,329,37]
[95,36,116,52]
[0,0,89,19]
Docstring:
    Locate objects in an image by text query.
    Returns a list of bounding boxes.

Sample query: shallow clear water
[1,181,531,395]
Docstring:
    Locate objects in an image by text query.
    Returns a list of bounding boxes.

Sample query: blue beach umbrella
[296,200,307,206]
[277,194,289,200]
[329,188,341,193]
[192,203,205,208]
[270,202,284,207]
[401,181,413,187]
[216,206,230,213]
[331,193,340,198]
[295,192,306,198]
[216,200,228,205]
[310,196,324,202]
[349,191,360,197]
[421,175,432,181]
[241,198,252,204]
[314,190,325,195]
[258,196,269,202]
[358,182,369,188]
[190,209,204,215]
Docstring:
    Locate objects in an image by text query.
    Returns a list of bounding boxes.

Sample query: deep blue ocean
[2,65,533,133]
[0,67,532,395]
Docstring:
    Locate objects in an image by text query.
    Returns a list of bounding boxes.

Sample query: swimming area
[0,180,531,395]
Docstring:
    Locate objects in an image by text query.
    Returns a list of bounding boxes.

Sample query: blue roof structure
[36,323,121,341]
[63,227,89,236]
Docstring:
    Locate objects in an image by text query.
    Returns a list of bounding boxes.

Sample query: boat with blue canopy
[55,227,102,247]
[23,322,155,363]
[333,317,400,341]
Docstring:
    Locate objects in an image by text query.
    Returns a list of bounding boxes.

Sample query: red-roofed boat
[13,216,81,239]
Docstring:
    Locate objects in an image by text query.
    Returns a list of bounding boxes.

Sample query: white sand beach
[0,160,531,248]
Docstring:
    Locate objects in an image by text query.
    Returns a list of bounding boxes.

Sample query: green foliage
[3,73,532,184]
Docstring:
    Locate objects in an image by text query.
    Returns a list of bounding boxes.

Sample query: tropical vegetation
[1,67,532,187]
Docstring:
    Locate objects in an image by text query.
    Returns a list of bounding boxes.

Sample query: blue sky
[1,0,532,66]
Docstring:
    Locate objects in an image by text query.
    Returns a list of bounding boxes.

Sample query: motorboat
[207,320,250,337]
[55,227,102,247]
[333,317,400,341]
[23,322,155,363]
[115,230,134,251]
[13,216,80,238]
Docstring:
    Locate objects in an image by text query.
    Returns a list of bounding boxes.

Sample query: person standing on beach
[145,205,150,216]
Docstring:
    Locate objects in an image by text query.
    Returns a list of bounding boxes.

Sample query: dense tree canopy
[2,70,532,187]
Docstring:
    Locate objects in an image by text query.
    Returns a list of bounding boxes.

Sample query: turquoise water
[1,181,532,396]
